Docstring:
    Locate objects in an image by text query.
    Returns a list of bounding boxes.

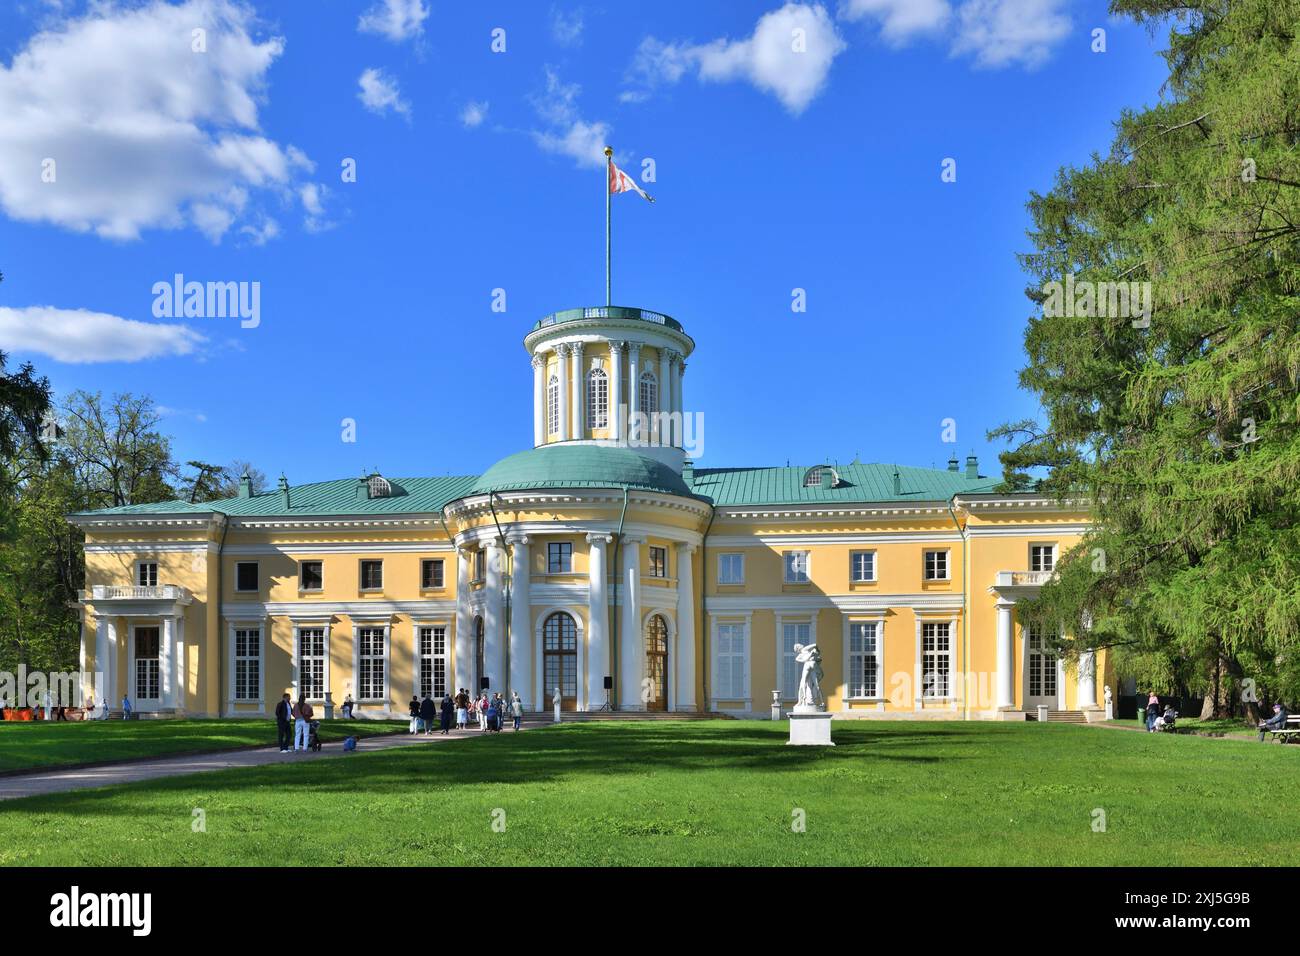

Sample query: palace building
[69,304,1108,721]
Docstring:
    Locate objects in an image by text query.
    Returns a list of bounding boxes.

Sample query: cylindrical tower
[523,306,695,471]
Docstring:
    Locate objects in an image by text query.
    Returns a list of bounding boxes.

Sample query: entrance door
[134,626,160,705]
[644,615,668,711]
[1026,622,1058,709]
[542,612,578,711]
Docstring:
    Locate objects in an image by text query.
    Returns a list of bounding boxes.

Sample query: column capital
[609,340,625,355]
[531,353,545,369]
[626,341,642,357]
[554,342,570,357]
[569,340,584,356]
[674,541,698,555]
[506,533,530,547]
[621,533,647,547]
[586,532,613,546]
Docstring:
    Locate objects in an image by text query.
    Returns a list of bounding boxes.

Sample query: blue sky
[0,0,1170,485]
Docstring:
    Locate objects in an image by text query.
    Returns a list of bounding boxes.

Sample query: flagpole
[604,145,613,306]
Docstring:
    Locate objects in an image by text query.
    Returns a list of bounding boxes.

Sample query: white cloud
[0,306,206,364]
[358,67,411,118]
[460,100,489,128]
[358,0,429,43]
[550,6,585,47]
[840,0,1070,68]
[0,0,318,242]
[950,0,1071,68]
[623,3,846,115]
[530,69,609,168]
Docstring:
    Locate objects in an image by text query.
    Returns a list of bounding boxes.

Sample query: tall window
[1030,544,1056,572]
[921,622,951,698]
[418,625,447,700]
[543,612,578,701]
[547,541,572,574]
[719,553,745,585]
[648,545,667,578]
[234,627,260,700]
[135,626,160,700]
[851,551,875,582]
[547,374,560,434]
[848,622,879,698]
[360,559,383,591]
[638,371,658,415]
[780,622,810,699]
[1028,623,1058,699]
[421,558,445,589]
[715,622,748,699]
[783,551,810,584]
[357,626,385,700]
[924,550,949,581]
[137,562,158,587]
[299,627,325,699]
[473,550,486,583]
[587,367,609,428]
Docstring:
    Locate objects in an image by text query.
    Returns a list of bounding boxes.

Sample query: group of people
[274,693,316,752]
[1143,693,1177,732]
[441,689,524,733]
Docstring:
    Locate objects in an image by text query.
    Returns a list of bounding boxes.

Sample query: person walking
[1258,702,1290,742]
[511,690,523,731]
[419,691,436,737]
[440,694,453,735]
[455,688,469,730]
[121,694,132,720]
[408,695,421,734]
[1145,692,1160,732]
[293,697,313,752]
[275,692,293,753]
[478,692,490,732]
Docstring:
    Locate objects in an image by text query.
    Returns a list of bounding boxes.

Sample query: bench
[1264,714,1300,743]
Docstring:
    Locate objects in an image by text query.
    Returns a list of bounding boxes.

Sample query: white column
[484,538,506,693]
[508,535,531,708]
[161,613,175,708]
[675,542,697,711]
[609,342,624,440]
[672,354,683,418]
[94,614,116,713]
[995,600,1015,709]
[913,617,924,708]
[627,343,641,442]
[555,344,570,442]
[619,535,643,710]
[586,533,612,711]
[532,354,545,446]
[176,614,186,711]
[570,341,585,438]
[454,547,473,695]
[657,349,671,444]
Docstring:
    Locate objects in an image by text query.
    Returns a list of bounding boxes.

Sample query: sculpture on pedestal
[793,643,824,712]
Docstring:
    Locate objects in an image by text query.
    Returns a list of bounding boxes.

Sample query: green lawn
[1,720,1296,866]
[0,719,406,773]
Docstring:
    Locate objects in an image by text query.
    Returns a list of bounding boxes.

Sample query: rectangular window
[922,622,951,699]
[298,627,325,699]
[421,558,445,590]
[547,541,573,574]
[850,551,876,583]
[783,551,810,584]
[718,553,745,585]
[848,622,879,698]
[1030,544,1056,572]
[234,627,260,701]
[135,626,160,700]
[418,625,448,700]
[299,560,323,591]
[359,560,384,591]
[1028,623,1058,698]
[137,562,158,587]
[780,622,810,699]
[924,550,949,581]
[357,626,385,700]
[648,546,667,578]
[473,550,485,583]
[235,561,259,592]
[715,622,748,699]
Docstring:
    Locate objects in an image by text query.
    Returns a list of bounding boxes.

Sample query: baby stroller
[308,719,323,751]
[1156,707,1177,733]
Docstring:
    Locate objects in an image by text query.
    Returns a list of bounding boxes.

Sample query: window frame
[297,626,327,701]
[233,626,261,702]
[648,545,668,578]
[136,560,159,588]
[298,560,324,592]
[359,559,384,593]
[587,367,609,429]
[547,541,573,575]
[783,550,811,584]
[923,549,950,582]
[718,552,745,585]
[850,550,876,583]
[420,557,445,590]
[1029,543,1057,573]
[638,370,658,415]
[778,619,811,701]
[234,560,259,593]
[547,373,560,435]
[712,619,750,702]
[846,621,881,700]
[921,621,952,699]
[416,624,448,701]
[355,624,388,702]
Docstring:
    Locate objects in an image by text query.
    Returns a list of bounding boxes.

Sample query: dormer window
[802,465,839,488]
[367,474,392,498]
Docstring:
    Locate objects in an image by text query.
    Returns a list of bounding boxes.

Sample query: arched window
[645,615,668,711]
[638,371,658,416]
[587,368,608,429]
[543,611,578,708]
[547,374,560,436]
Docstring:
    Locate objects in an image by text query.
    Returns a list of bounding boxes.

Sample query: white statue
[793,643,824,712]
[552,686,562,723]
[1104,684,1113,720]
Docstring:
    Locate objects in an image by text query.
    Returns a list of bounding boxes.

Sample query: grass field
[0,720,1296,866]
[0,719,406,773]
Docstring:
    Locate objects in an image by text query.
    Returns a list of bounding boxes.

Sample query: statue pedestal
[788,710,834,746]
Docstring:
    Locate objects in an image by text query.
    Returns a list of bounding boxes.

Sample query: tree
[993,0,1300,718]
[60,391,177,509]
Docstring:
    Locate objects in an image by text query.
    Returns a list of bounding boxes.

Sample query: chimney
[947,455,959,472]
[356,473,370,501]
[965,454,979,479]
[682,459,694,481]
[277,474,290,509]
[892,468,902,496]
[237,472,252,499]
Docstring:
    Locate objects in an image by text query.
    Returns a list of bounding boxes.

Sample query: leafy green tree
[61,391,177,508]
[993,0,1300,719]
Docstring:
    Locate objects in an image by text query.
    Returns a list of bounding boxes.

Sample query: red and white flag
[609,159,654,203]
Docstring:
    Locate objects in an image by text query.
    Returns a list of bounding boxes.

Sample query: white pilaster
[674,542,697,711]
[1077,648,1096,708]
[532,354,545,446]
[995,600,1015,709]
[176,614,186,711]
[627,343,642,441]
[570,341,584,438]
[484,538,506,693]
[913,617,923,707]
[454,547,473,694]
[161,613,175,708]
[94,614,117,713]
[619,535,643,710]
[609,342,624,440]
[657,348,671,444]
[508,535,532,708]
[586,533,612,711]
[555,344,570,442]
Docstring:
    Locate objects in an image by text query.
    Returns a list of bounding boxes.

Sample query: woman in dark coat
[439,694,454,735]
[419,693,437,737]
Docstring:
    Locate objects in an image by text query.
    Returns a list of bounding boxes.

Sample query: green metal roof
[530,306,685,334]
[685,462,1000,506]
[470,444,694,497]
